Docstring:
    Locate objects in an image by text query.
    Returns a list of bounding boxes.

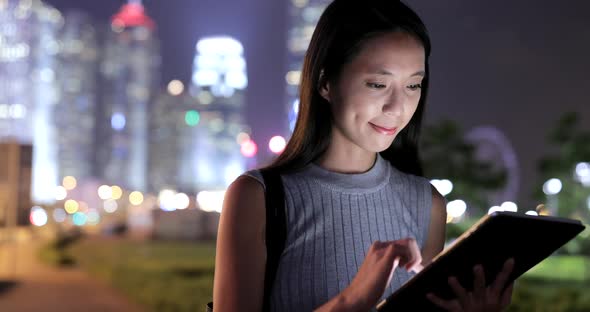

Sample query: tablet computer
[376,211,586,311]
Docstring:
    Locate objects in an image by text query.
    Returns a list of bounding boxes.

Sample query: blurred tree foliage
[534,112,590,217]
[420,120,507,216]
[533,112,590,255]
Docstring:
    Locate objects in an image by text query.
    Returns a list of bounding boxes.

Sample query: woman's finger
[491,258,515,297]
[394,238,422,272]
[411,263,424,274]
[472,264,486,300]
[426,293,462,312]
[406,238,423,271]
[500,282,515,307]
[448,276,469,303]
[385,256,400,287]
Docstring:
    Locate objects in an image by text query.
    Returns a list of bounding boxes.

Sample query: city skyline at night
[0,0,258,214]
[4,0,590,209]
[98,0,160,192]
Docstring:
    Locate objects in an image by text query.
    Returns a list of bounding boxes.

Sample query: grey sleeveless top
[245,154,433,311]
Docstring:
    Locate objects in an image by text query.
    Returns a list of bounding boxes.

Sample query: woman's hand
[426,258,515,312]
[315,238,423,312]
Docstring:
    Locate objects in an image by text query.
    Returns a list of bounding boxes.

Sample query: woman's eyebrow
[367,68,426,77]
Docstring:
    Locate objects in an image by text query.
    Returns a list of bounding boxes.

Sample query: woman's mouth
[369,123,398,136]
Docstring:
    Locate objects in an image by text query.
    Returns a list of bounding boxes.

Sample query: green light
[185,110,200,126]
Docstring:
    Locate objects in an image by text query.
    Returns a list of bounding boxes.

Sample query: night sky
[44,0,590,207]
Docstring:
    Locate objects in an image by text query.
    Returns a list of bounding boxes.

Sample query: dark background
[45,0,590,207]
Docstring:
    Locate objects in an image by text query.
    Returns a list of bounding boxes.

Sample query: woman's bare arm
[421,186,447,266]
[213,176,267,312]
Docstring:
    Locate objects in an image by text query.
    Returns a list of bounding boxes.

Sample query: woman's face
[321,31,425,155]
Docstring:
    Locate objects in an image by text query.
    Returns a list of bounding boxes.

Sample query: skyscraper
[54,10,98,182]
[98,0,160,192]
[0,0,64,203]
[285,0,332,132]
[189,36,249,190]
[147,81,198,194]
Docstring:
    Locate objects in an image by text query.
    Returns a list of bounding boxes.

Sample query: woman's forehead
[348,34,426,75]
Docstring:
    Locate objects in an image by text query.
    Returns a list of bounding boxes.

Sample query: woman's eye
[407,83,422,91]
[366,82,386,89]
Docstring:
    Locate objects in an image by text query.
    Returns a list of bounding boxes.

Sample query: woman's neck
[316,144,377,174]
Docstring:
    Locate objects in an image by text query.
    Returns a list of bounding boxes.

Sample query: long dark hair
[270,0,431,176]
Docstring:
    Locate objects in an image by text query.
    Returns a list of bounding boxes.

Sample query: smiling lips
[369,123,398,136]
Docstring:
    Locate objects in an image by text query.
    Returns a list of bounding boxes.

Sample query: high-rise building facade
[147,82,198,194]
[189,36,249,190]
[0,0,64,203]
[54,10,98,182]
[285,0,332,132]
[98,0,160,192]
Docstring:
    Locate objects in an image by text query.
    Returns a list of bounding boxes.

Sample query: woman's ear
[318,69,331,102]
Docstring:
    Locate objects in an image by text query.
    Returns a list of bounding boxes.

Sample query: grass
[506,256,590,311]
[508,278,590,312]
[43,238,217,312]
[524,255,590,281]
[40,237,590,312]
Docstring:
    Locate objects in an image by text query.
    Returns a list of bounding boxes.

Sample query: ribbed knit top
[245,154,433,311]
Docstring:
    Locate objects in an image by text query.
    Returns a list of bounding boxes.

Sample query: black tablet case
[377,212,586,311]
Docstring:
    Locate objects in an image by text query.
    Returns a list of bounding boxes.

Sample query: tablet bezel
[376,212,585,311]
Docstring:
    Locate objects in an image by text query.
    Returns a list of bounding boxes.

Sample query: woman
[214,0,514,311]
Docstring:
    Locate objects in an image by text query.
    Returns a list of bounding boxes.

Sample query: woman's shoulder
[240,167,300,191]
[222,172,266,225]
[388,163,431,188]
[241,169,266,190]
[388,164,446,212]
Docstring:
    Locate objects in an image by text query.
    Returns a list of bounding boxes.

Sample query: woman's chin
[361,140,395,153]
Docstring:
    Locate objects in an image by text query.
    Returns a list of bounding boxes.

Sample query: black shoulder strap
[259,168,287,312]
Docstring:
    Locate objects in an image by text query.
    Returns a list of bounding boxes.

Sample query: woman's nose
[382,92,404,117]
